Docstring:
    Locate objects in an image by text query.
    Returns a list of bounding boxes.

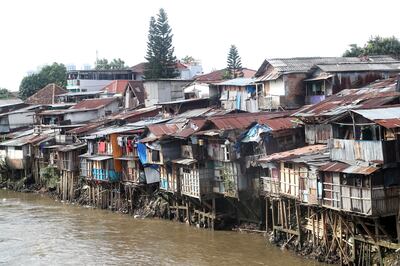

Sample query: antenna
[95,50,99,66]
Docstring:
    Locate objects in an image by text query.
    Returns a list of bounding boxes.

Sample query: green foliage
[343,44,364,57]
[40,166,59,189]
[95,58,127,70]
[343,36,400,58]
[144,8,178,79]
[95,58,111,70]
[181,55,195,65]
[0,88,14,99]
[226,45,243,79]
[19,62,67,99]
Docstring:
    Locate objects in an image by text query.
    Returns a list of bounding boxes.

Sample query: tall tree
[144,8,178,79]
[19,63,66,99]
[343,36,400,58]
[226,45,243,79]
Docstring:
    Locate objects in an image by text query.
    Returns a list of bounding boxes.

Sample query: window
[152,150,160,162]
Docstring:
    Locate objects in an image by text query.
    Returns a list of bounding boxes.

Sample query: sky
[0,0,399,91]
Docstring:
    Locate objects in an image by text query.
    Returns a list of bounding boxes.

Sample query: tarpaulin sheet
[241,124,271,143]
[144,165,160,184]
[137,142,147,165]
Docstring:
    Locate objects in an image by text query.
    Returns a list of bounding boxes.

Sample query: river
[0,189,322,265]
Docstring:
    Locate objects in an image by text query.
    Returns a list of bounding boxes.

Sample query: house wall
[0,116,9,133]
[65,101,119,123]
[144,80,190,107]
[8,112,35,131]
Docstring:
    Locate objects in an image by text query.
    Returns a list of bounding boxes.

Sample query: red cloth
[98,142,106,153]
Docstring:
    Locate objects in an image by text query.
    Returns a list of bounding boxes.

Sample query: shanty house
[319,162,400,216]
[258,145,328,205]
[295,77,400,144]
[254,56,398,109]
[304,57,400,104]
[216,78,260,112]
[63,98,119,124]
[143,79,192,107]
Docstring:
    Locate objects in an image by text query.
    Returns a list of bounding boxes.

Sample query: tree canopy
[181,55,196,65]
[19,63,67,100]
[225,45,243,79]
[95,58,127,70]
[343,36,400,58]
[144,8,178,79]
[0,88,14,99]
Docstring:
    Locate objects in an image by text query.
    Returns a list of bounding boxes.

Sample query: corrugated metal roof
[319,161,379,175]
[353,106,400,120]
[171,158,197,165]
[87,155,113,161]
[316,62,400,72]
[209,112,290,130]
[255,56,397,80]
[260,117,302,131]
[147,124,180,138]
[57,143,86,152]
[71,98,117,110]
[295,77,400,119]
[258,145,327,162]
[215,78,255,86]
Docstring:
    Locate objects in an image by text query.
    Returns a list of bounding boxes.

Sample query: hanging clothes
[98,142,106,153]
[117,136,123,147]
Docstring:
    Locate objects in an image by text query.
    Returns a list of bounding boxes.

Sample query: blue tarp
[137,142,147,165]
[241,124,271,143]
[236,91,241,110]
[246,85,256,94]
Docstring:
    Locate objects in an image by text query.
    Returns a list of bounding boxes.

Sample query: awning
[172,158,197,165]
[87,155,113,161]
[304,74,334,82]
[319,161,379,175]
[116,156,136,161]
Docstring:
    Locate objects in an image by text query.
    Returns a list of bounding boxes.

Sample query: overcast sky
[1,0,399,91]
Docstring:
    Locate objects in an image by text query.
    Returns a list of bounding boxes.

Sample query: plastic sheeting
[137,142,147,165]
[144,165,160,184]
[241,124,271,143]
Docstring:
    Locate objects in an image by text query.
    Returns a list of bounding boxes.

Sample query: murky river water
[0,190,322,265]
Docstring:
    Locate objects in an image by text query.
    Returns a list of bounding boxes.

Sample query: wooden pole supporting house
[295,203,302,246]
[212,198,216,230]
[265,197,269,231]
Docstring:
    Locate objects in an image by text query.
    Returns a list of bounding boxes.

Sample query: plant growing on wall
[222,166,236,197]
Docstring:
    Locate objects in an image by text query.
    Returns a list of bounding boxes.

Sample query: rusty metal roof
[352,106,400,129]
[258,144,327,162]
[319,161,379,175]
[208,111,290,130]
[260,117,303,131]
[295,77,400,119]
[147,124,180,138]
[71,98,117,110]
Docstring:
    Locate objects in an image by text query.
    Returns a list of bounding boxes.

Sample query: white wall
[268,77,285,96]
[9,112,35,131]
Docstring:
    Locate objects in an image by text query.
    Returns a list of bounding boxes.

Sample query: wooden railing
[322,183,400,216]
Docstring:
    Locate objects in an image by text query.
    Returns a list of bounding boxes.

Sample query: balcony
[328,139,400,164]
[322,184,400,216]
